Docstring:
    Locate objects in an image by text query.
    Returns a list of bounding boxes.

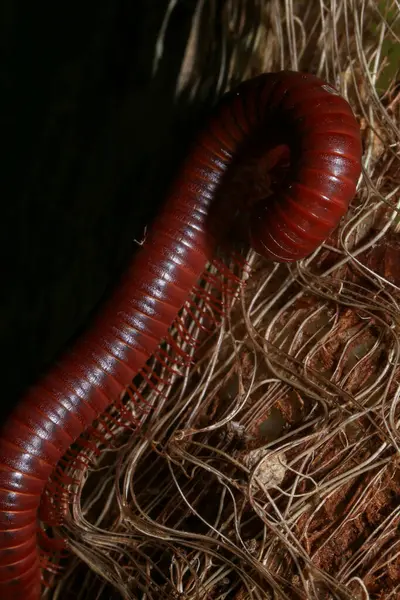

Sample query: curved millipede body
[0,71,362,599]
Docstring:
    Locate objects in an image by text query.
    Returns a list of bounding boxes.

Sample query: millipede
[0,71,362,599]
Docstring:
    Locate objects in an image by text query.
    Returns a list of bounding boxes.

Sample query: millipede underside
[37,249,248,591]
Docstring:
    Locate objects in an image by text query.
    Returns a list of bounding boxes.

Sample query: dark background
[2,0,242,422]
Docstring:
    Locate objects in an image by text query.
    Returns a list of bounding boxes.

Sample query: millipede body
[0,71,362,599]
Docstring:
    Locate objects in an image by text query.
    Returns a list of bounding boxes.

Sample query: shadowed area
[2,0,224,422]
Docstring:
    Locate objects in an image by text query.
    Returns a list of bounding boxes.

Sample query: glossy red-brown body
[0,71,362,599]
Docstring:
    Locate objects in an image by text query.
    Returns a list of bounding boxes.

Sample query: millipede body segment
[0,71,362,599]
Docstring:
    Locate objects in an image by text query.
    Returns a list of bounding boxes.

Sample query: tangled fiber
[45,0,400,598]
